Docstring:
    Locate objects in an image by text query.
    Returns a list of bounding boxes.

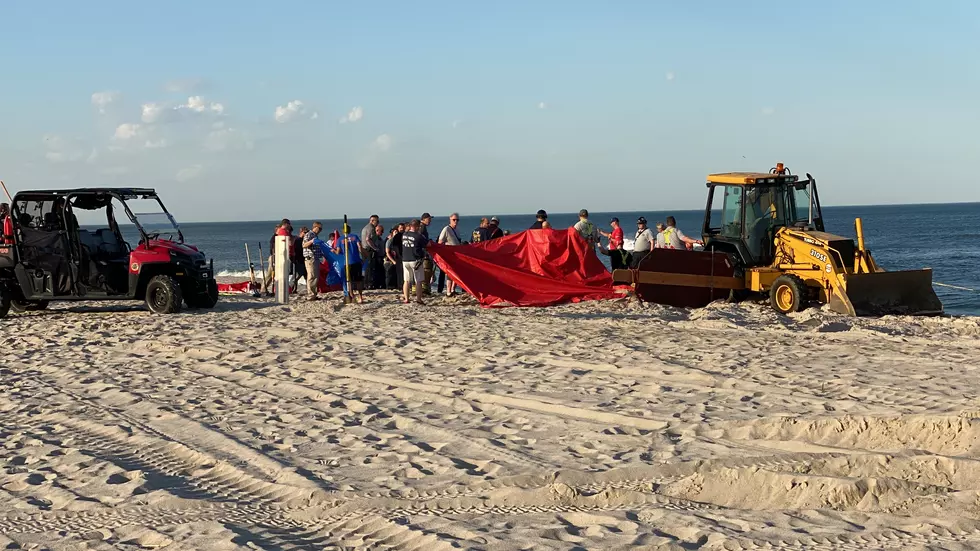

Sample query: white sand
[2,289,980,550]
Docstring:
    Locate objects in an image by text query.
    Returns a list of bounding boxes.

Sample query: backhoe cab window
[791,182,812,225]
[706,185,744,238]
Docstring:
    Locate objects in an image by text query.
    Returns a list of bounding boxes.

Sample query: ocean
[173,203,979,316]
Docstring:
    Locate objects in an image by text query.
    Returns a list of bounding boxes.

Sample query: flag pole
[342,214,352,303]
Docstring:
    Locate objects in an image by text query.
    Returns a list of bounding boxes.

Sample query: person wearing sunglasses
[437,213,462,296]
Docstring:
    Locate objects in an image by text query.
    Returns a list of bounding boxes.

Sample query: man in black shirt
[487,216,504,240]
[419,212,434,294]
[529,209,547,229]
[400,219,428,304]
[471,217,490,243]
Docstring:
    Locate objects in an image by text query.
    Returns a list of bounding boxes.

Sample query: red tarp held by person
[427,227,620,307]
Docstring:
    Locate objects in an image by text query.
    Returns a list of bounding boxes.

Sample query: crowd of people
[261,208,702,304]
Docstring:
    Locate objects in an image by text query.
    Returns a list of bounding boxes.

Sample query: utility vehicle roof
[13,188,157,197]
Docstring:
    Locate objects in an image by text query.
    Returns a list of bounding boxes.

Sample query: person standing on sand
[529,209,547,229]
[437,213,462,296]
[599,217,626,270]
[471,218,490,242]
[657,216,701,250]
[360,215,380,290]
[631,217,655,268]
[386,222,406,290]
[372,224,385,289]
[302,222,323,300]
[262,223,281,294]
[573,209,600,249]
[333,227,366,303]
[291,227,308,293]
[419,213,435,295]
[487,217,504,240]
[401,219,427,305]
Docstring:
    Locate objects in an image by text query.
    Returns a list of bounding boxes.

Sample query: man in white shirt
[437,212,462,296]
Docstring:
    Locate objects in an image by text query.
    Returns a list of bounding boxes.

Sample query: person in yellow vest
[655,216,701,249]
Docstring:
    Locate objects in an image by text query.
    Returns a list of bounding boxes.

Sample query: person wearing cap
[419,213,434,294]
[630,217,655,268]
[487,216,504,239]
[529,209,548,230]
[599,217,627,270]
[573,209,600,249]
[656,216,702,250]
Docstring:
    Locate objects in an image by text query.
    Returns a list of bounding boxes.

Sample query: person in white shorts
[400,219,428,304]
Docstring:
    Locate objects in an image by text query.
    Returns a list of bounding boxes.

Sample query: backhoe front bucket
[830,269,944,316]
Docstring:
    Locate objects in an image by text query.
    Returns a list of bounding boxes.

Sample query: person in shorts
[400,219,428,304]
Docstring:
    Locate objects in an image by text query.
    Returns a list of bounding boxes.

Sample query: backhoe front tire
[770,274,807,314]
[146,275,183,314]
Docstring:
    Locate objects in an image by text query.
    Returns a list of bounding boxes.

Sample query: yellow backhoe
[612,163,943,316]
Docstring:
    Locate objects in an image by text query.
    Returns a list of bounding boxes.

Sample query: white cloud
[142,96,223,123]
[144,139,168,149]
[761,107,775,116]
[372,133,392,152]
[176,164,203,182]
[45,151,83,163]
[204,127,253,152]
[181,95,224,115]
[91,91,120,114]
[114,123,142,141]
[141,102,169,124]
[538,101,547,109]
[665,71,675,81]
[275,100,317,123]
[339,106,363,124]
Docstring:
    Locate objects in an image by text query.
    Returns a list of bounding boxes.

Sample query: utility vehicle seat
[95,229,126,258]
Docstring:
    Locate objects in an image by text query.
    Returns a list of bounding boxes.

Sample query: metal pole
[275,235,289,304]
[342,214,351,303]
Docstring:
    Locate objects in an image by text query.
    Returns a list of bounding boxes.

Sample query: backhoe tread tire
[770,274,807,314]
[146,275,183,314]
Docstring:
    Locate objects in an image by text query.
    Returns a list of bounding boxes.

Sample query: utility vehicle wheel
[186,280,219,309]
[0,291,10,319]
[11,300,49,313]
[770,274,807,314]
[146,275,183,314]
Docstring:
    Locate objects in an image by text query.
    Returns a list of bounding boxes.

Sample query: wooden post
[275,235,289,304]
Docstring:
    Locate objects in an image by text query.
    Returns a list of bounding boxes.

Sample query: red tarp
[428,228,620,308]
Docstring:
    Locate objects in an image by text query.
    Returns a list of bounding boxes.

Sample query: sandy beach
[2,289,980,550]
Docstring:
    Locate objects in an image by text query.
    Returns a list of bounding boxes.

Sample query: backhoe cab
[613,163,943,316]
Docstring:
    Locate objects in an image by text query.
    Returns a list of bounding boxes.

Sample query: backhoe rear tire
[770,274,807,314]
[146,275,183,314]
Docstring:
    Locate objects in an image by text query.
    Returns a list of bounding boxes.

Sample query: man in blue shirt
[333,227,365,303]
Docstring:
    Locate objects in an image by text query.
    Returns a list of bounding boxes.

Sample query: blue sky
[1,1,977,222]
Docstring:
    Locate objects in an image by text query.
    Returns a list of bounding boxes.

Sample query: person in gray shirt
[360,214,380,289]
[630,216,655,268]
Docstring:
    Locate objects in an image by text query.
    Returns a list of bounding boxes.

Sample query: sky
[1,1,978,222]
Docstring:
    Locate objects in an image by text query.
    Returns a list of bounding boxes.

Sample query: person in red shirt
[600,217,627,269]
[0,203,12,244]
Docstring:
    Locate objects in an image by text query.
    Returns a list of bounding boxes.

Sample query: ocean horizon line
[172,200,980,225]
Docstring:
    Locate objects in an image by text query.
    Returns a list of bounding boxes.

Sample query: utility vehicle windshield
[121,196,183,242]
